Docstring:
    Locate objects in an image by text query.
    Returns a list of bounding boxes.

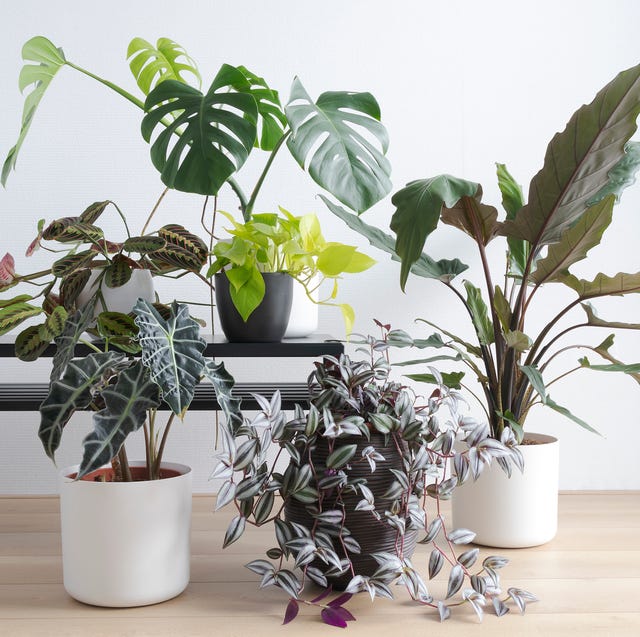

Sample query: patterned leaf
[38,305,68,341]
[15,325,50,362]
[428,549,444,579]
[150,244,206,272]
[2,36,66,186]
[326,443,357,469]
[78,201,110,224]
[104,255,135,288]
[123,235,167,254]
[97,311,138,339]
[141,67,258,196]
[78,361,161,478]
[0,301,42,335]
[42,217,79,241]
[446,564,464,599]
[38,351,127,460]
[60,269,91,309]
[52,250,95,278]
[203,359,243,433]
[286,78,391,213]
[223,515,246,548]
[53,222,104,244]
[159,224,208,261]
[134,299,206,416]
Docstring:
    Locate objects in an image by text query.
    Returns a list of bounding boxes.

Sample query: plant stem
[153,412,176,478]
[117,445,132,482]
[141,187,169,235]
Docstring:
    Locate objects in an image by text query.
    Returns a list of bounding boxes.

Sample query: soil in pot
[215,271,293,342]
[69,465,182,482]
[285,433,417,590]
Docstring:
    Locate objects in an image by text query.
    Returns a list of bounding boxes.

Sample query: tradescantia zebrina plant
[323,62,640,442]
[213,342,536,627]
[3,36,392,220]
[38,297,240,480]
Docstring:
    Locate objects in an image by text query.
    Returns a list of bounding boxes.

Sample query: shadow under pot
[214,272,293,342]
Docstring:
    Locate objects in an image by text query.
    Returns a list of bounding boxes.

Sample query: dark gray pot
[215,272,293,342]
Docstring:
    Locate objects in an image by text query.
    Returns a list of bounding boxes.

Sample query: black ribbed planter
[215,272,293,343]
[284,433,417,590]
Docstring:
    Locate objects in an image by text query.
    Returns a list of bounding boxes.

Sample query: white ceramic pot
[284,277,319,338]
[59,461,192,607]
[451,433,559,548]
[76,269,155,315]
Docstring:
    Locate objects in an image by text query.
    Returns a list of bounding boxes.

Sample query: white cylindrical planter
[76,269,155,315]
[452,433,559,548]
[284,277,319,338]
[59,461,192,607]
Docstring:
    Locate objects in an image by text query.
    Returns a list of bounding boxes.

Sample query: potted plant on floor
[209,209,375,341]
[0,199,209,360]
[3,36,392,339]
[213,340,536,625]
[38,296,241,607]
[322,63,640,546]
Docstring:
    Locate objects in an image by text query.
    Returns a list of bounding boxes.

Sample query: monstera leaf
[285,78,391,213]
[502,63,640,248]
[38,351,127,461]
[2,36,66,185]
[134,299,206,416]
[127,37,201,95]
[78,361,161,478]
[141,65,258,196]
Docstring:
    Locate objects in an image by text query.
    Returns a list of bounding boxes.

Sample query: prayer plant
[322,62,640,442]
[213,339,535,626]
[38,297,239,481]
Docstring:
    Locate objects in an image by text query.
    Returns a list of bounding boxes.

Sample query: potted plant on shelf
[0,199,209,360]
[321,63,640,547]
[209,209,375,342]
[3,36,392,339]
[213,338,536,626]
[38,296,241,607]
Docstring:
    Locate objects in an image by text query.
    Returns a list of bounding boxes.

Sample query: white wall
[1,0,639,493]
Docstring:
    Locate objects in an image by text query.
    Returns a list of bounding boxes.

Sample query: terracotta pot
[59,461,192,607]
[451,433,559,548]
[285,433,417,589]
[215,271,293,342]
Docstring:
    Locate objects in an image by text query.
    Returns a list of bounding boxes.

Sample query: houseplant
[213,337,536,625]
[321,62,640,546]
[3,36,392,339]
[39,295,241,606]
[209,209,375,341]
[0,199,208,360]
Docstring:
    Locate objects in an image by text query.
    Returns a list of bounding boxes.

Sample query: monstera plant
[39,297,240,480]
[323,62,640,443]
[3,36,392,221]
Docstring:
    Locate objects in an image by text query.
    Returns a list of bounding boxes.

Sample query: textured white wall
[1,0,639,493]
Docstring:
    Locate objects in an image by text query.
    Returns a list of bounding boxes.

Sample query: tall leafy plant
[3,36,392,220]
[322,63,640,440]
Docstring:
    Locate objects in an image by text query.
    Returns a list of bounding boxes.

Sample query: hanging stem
[141,187,169,235]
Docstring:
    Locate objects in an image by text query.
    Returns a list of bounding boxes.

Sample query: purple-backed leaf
[310,588,333,604]
[283,599,299,625]
[328,593,353,608]
[332,606,356,622]
[321,607,348,628]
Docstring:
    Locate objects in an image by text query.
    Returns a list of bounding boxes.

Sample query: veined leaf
[441,186,501,245]
[142,67,258,196]
[38,305,68,342]
[321,196,467,283]
[134,300,207,416]
[39,352,127,460]
[127,37,201,95]
[103,256,132,288]
[0,301,42,335]
[504,330,531,352]
[79,361,161,478]
[588,141,640,205]
[502,63,640,247]
[123,235,167,254]
[50,300,97,380]
[97,311,138,339]
[79,201,110,224]
[15,325,50,362]
[203,359,243,432]
[405,371,465,390]
[158,224,208,263]
[581,302,640,330]
[326,444,358,469]
[519,364,547,403]
[545,396,600,435]
[2,36,66,186]
[496,163,529,277]
[52,250,95,278]
[560,271,640,299]
[390,175,478,290]
[464,281,494,345]
[580,353,640,385]
[493,285,512,332]
[530,195,614,285]
[286,78,391,213]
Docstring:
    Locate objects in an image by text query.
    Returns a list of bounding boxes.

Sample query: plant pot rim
[59,461,192,485]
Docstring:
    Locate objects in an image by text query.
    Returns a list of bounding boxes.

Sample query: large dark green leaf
[79,361,161,478]
[134,299,206,416]
[496,163,529,276]
[286,78,391,213]
[141,66,258,196]
[320,196,467,282]
[38,351,127,461]
[203,359,243,434]
[2,36,66,186]
[464,282,494,345]
[530,195,614,285]
[127,37,201,95]
[390,175,478,289]
[502,63,640,248]
[50,300,97,380]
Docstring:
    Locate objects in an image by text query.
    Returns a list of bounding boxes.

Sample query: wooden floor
[1,493,639,636]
